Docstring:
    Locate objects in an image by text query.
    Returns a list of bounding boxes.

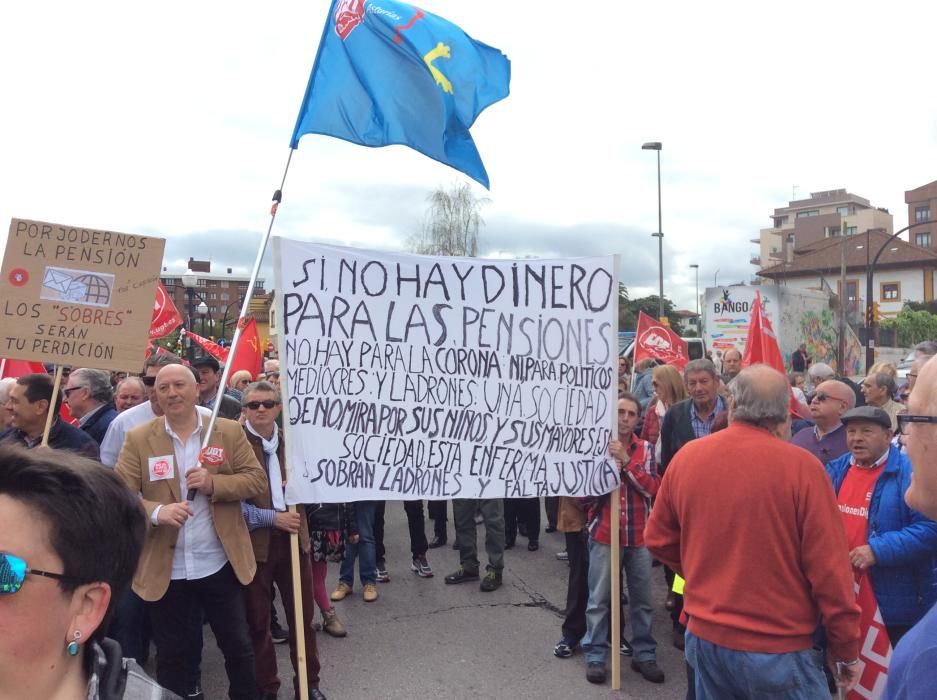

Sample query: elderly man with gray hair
[790,379,855,464]
[63,367,118,445]
[647,364,862,697]
[861,371,904,431]
[0,377,15,430]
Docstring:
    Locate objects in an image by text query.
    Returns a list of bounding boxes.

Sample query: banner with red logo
[741,291,805,417]
[848,573,891,699]
[149,281,183,340]
[634,311,689,369]
[184,329,228,362]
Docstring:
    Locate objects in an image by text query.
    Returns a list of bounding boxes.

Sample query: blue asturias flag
[290,0,510,189]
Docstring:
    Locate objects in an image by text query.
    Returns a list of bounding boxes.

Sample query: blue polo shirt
[790,422,848,466]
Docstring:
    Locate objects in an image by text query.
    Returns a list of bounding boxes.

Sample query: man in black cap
[192,356,242,420]
[824,406,937,647]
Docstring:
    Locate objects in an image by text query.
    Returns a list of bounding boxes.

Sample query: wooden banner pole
[40,366,63,447]
[289,506,309,700]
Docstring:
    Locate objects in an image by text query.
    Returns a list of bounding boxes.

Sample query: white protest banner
[276,239,620,503]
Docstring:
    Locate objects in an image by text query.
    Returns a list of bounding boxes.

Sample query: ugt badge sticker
[200,446,225,466]
[148,455,175,481]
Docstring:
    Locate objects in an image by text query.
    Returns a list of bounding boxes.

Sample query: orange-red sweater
[645,422,861,661]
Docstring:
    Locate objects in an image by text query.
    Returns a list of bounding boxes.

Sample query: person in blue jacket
[825,406,937,645]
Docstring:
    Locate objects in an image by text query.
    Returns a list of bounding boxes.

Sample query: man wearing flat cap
[825,406,937,647]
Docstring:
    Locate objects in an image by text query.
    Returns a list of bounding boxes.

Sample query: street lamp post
[689,264,700,334]
[642,141,664,318]
[181,271,198,361]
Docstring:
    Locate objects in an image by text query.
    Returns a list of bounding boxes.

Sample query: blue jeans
[582,538,656,664]
[685,631,828,699]
[340,500,377,586]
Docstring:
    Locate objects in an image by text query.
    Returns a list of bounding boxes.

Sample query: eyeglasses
[812,391,846,406]
[62,386,85,397]
[141,376,157,387]
[244,400,280,410]
[897,414,937,435]
[0,552,80,595]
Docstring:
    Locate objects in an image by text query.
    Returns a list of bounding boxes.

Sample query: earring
[66,630,82,657]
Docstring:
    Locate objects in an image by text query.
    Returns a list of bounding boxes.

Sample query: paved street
[176,503,689,699]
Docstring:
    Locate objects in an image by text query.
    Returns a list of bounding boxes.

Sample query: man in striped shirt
[582,393,663,686]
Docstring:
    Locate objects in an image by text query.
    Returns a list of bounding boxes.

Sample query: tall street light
[181,270,198,361]
[642,141,664,319]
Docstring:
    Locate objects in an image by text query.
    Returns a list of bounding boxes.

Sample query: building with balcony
[160,257,266,340]
[757,229,937,322]
[752,189,893,271]
[905,180,937,250]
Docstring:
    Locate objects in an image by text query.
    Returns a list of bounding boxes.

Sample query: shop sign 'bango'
[1,218,165,371]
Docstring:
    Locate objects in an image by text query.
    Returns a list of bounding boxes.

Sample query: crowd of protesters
[3,338,937,698]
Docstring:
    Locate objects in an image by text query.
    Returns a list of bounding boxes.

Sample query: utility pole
[837,221,847,374]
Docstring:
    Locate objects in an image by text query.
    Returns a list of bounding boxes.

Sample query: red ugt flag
[149,282,183,340]
[741,291,803,416]
[634,311,689,369]
[184,330,229,363]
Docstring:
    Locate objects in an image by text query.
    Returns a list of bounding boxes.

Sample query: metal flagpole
[180,148,311,700]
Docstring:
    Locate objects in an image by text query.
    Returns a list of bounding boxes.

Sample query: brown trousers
[244,528,321,694]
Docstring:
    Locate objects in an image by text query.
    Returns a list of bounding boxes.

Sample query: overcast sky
[2,0,935,310]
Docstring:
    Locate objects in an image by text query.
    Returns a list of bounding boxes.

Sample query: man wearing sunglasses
[240,381,326,700]
[885,354,937,697]
[64,367,118,446]
[790,380,853,464]
[825,406,937,650]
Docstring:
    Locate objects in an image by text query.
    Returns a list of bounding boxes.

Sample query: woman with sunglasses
[0,444,177,699]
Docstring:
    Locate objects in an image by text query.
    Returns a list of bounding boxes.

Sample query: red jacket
[586,433,659,547]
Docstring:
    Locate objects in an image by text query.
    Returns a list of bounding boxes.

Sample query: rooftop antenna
[792,185,799,201]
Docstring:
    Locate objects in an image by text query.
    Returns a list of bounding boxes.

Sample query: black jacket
[0,418,99,460]
[81,404,119,445]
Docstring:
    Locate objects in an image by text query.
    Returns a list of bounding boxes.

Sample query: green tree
[619,294,684,335]
[880,305,937,346]
[408,182,489,257]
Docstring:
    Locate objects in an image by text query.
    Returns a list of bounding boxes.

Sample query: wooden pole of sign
[0,358,6,377]
[40,366,64,447]
[610,488,621,689]
[288,506,309,700]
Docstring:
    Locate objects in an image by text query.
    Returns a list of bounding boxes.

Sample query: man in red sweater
[646,364,861,698]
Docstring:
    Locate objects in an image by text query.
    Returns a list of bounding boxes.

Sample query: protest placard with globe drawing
[40,266,115,307]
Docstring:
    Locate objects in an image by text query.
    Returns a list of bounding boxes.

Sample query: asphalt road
[162,503,689,699]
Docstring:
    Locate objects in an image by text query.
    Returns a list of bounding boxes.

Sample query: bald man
[790,380,854,464]
[721,348,742,384]
[647,365,861,696]
[116,363,267,700]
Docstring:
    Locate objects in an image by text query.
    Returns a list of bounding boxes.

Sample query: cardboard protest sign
[1,218,165,371]
[275,239,620,503]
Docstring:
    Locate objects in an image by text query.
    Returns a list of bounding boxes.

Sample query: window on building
[881,282,900,301]
[773,215,788,228]
[197,279,208,287]
[845,226,857,236]
[220,293,229,301]
[828,226,840,237]
[837,206,850,216]
[796,210,819,218]
[786,233,795,245]
[916,232,932,247]
[915,206,931,223]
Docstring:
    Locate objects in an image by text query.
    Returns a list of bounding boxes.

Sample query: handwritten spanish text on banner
[277,240,619,503]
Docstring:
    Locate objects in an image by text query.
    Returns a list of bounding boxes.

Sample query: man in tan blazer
[116,364,267,700]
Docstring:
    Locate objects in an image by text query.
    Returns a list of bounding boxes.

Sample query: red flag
[741,291,804,416]
[634,311,689,369]
[0,359,48,378]
[848,573,892,699]
[149,282,183,340]
[226,317,263,381]
[184,329,229,362]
